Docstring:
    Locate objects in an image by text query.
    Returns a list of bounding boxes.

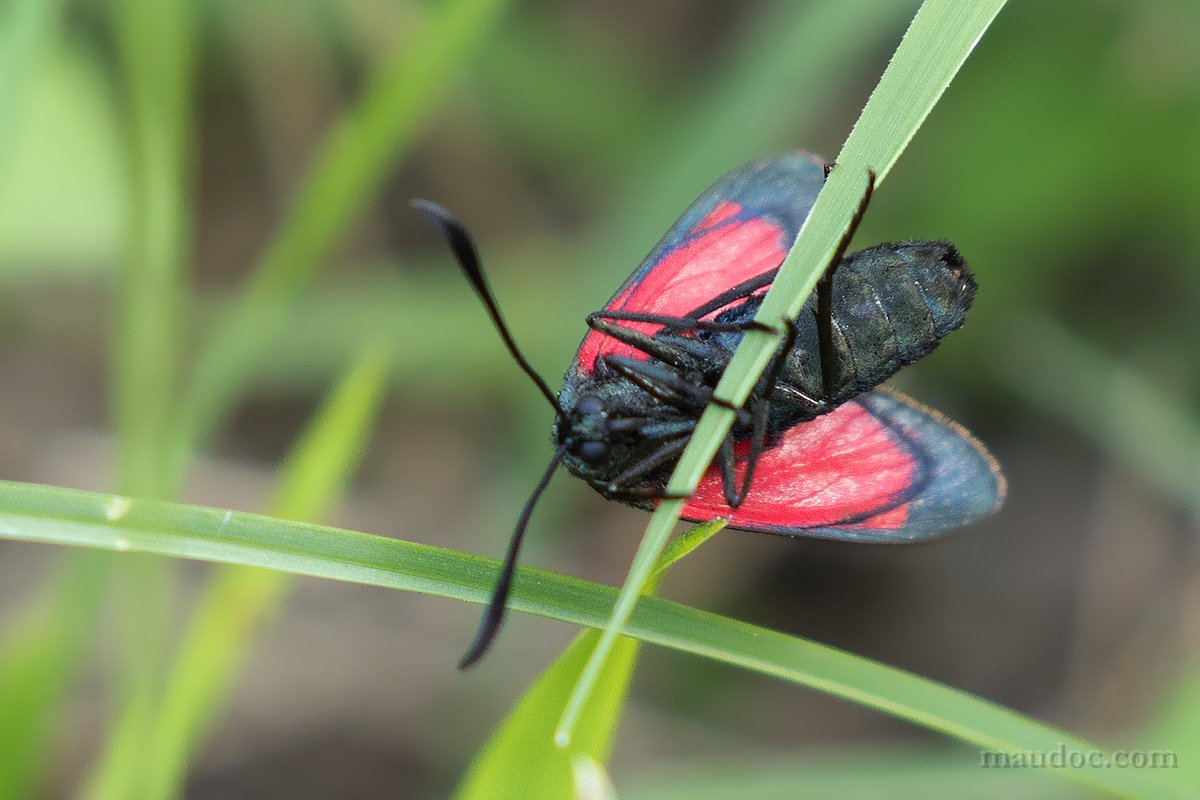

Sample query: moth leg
[717,434,738,507]
[587,314,765,376]
[602,355,710,411]
[607,417,696,439]
[605,355,756,426]
[684,269,779,319]
[589,310,773,334]
[604,436,690,494]
[726,317,798,507]
[587,317,697,368]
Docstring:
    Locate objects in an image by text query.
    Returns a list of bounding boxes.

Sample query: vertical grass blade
[557,0,1010,746]
[87,0,197,798]
[453,522,725,800]
[0,3,84,797]
[454,633,641,800]
[165,0,508,491]
[0,554,106,799]
[145,344,388,800]
[0,0,65,178]
[590,0,915,300]
[111,0,193,498]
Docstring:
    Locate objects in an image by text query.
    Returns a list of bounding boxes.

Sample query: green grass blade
[623,748,1087,800]
[0,4,86,797]
[1140,666,1200,790]
[141,344,389,800]
[589,0,916,300]
[452,632,641,800]
[0,481,1183,800]
[111,0,193,498]
[453,521,725,800]
[558,0,1010,747]
[0,39,126,271]
[0,0,65,179]
[160,2,913,400]
[572,756,620,800]
[645,520,727,590]
[166,0,507,491]
[0,553,107,799]
[87,0,197,797]
[267,343,391,520]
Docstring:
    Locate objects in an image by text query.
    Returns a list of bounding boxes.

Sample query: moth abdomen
[827,240,975,390]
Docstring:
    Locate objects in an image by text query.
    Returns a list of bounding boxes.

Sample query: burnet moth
[412,151,1005,668]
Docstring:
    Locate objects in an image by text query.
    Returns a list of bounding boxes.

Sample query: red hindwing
[681,390,1005,542]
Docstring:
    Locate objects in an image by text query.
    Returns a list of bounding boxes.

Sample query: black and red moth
[412,151,1005,668]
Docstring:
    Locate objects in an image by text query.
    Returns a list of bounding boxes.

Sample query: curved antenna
[411,199,565,417]
[458,443,568,669]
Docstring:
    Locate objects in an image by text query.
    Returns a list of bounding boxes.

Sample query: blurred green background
[0,0,1197,797]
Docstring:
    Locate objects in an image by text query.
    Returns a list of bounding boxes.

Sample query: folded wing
[681,389,1005,542]
[575,152,827,373]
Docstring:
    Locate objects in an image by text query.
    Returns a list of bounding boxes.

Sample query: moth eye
[577,441,609,464]
[575,395,605,417]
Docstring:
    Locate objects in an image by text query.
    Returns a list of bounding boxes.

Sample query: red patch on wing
[691,200,741,233]
[682,402,915,531]
[576,201,788,371]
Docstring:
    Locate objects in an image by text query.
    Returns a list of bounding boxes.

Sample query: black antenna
[410,199,565,417]
[458,443,569,669]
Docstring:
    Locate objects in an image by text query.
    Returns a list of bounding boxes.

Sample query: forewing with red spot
[681,390,1004,542]
[574,152,827,373]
